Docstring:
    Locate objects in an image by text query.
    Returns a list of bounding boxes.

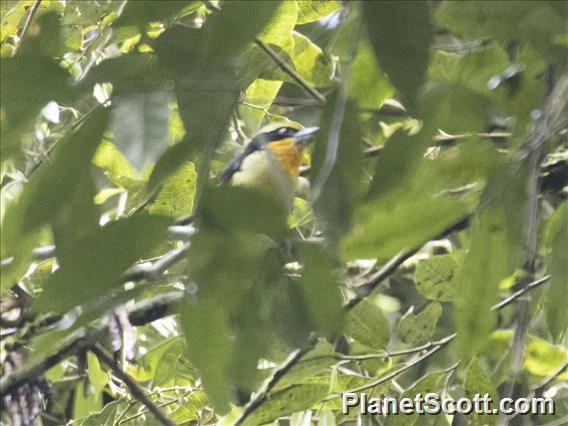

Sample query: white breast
[230,150,297,207]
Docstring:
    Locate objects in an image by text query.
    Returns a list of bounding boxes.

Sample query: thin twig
[91,344,178,426]
[254,38,326,104]
[346,215,470,310]
[0,291,183,395]
[490,275,550,312]
[1,225,194,268]
[233,272,550,421]
[118,398,184,424]
[232,113,249,142]
[238,101,274,118]
[234,337,318,426]
[331,273,551,397]
[123,242,190,282]
[331,334,456,396]
[532,358,568,396]
[13,0,42,53]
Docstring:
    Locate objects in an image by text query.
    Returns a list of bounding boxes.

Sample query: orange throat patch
[267,138,304,177]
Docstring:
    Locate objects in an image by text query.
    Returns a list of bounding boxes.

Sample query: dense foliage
[1,1,567,425]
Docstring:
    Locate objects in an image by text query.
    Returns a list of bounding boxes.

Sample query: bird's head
[251,122,319,147]
[254,123,319,177]
[222,123,319,185]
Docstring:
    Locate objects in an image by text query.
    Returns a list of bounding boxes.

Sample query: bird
[220,123,319,207]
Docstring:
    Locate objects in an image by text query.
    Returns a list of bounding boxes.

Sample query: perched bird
[221,123,319,206]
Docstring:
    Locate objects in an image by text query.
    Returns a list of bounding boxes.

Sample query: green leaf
[246,384,330,425]
[296,0,341,24]
[241,78,283,131]
[298,242,344,337]
[259,33,334,88]
[270,278,313,348]
[342,188,465,262]
[109,90,171,172]
[310,98,364,245]
[151,2,279,190]
[179,296,234,411]
[274,355,337,390]
[419,82,494,134]
[414,255,458,302]
[33,212,170,314]
[93,140,139,180]
[345,299,390,350]
[74,379,103,420]
[181,196,288,406]
[24,108,107,233]
[464,358,498,426]
[1,109,108,288]
[363,1,432,111]
[87,352,109,392]
[197,186,288,237]
[289,31,333,87]
[524,336,568,377]
[349,39,394,110]
[0,55,71,160]
[80,54,169,94]
[129,337,186,382]
[366,131,425,200]
[436,1,567,61]
[398,303,442,345]
[259,0,298,48]
[343,128,482,262]
[113,0,200,29]
[455,162,526,358]
[148,162,196,218]
[387,371,448,426]
[544,202,568,341]
[78,400,121,426]
[1,1,33,42]
[170,390,209,423]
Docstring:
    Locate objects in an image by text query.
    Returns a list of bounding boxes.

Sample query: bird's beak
[294,126,319,143]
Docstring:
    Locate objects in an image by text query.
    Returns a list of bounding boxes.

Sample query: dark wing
[220,138,263,184]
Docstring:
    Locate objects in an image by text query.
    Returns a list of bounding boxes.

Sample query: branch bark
[91,344,178,426]
[503,76,568,417]
[233,271,550,423]
[0,291,183,396]
[254,38,326,104]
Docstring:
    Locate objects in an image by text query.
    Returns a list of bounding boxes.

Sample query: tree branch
[329,273,551,397]
[254,38,326,104]
[346,214,470,310]
[503,76,568,416]
[234,336,318,426]
[122,242,190,282]
[335,334,456,395]
[91,344,178,426]
[0,291,183,396]
[232,272,550,422]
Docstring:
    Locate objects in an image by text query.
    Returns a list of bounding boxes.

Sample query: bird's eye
[278,128,288,135]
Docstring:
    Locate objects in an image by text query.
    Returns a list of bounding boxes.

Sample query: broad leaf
[414,255,458,302]
[363,1,432,111]
[398,303,442,345]
[109,90,171,173]
[544,202,568,341]
[345,299,390,351]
